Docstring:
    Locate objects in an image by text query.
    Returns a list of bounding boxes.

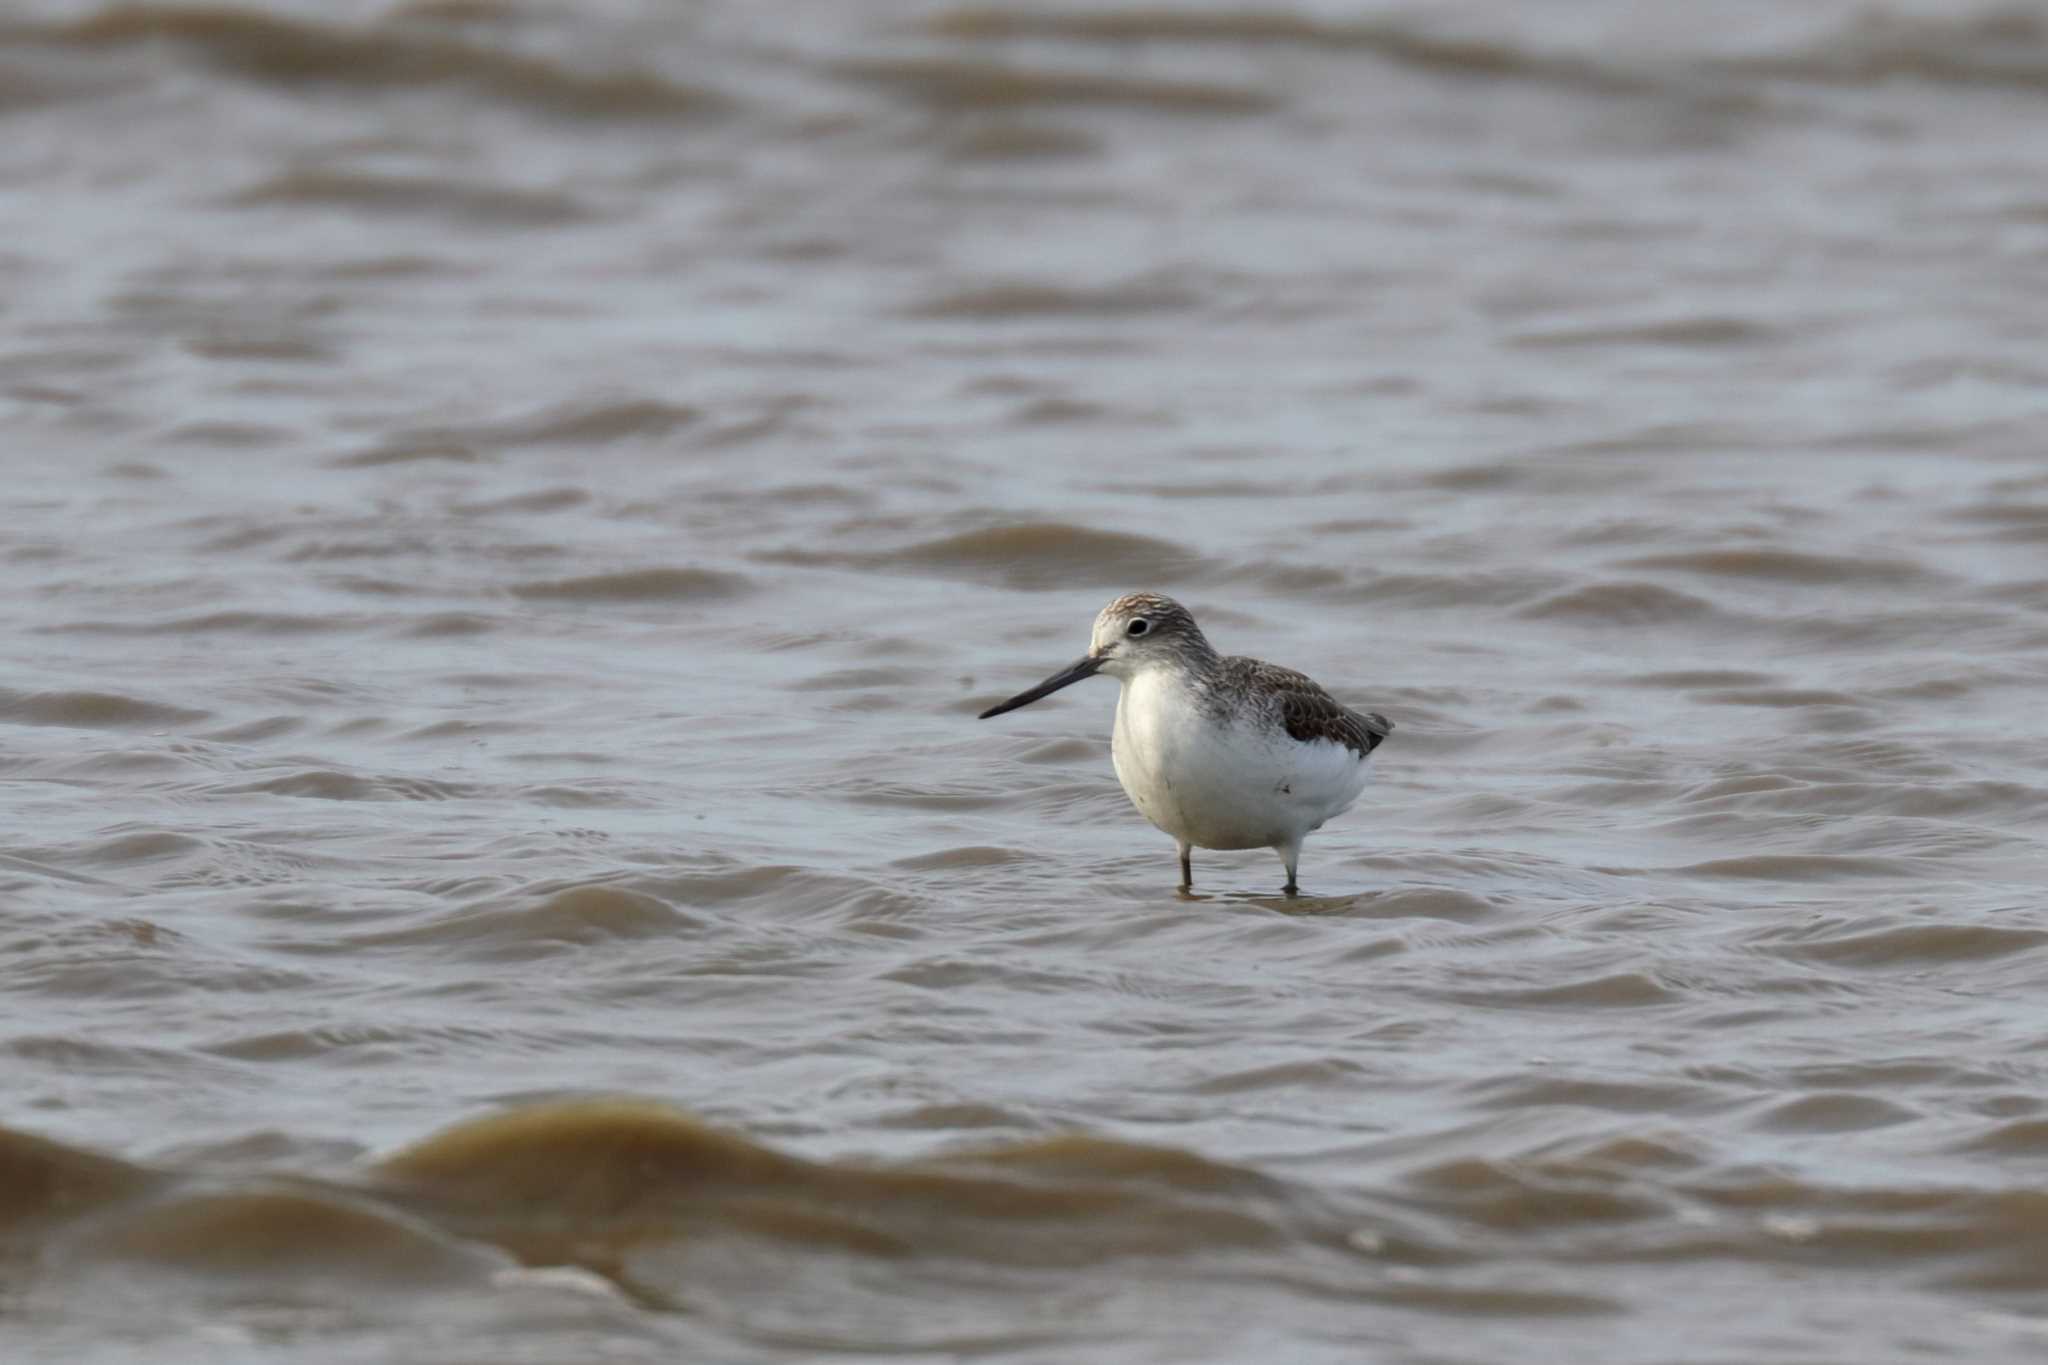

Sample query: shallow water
[4,1,2048,1360]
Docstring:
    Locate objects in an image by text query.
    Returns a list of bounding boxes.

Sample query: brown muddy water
[4,2,2048,1361]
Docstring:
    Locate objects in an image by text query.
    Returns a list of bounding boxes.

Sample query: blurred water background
[4,1,2048,1360]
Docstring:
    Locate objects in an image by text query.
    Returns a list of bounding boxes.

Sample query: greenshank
[978,592,1392,895]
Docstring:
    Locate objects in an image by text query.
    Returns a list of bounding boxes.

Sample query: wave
[1618,549,1936,585]
[906,278,1202,319]
[922,7,1659,96]
[0,1098,1319,1305]
[33,6,723,118]
[768,521,1208,591]
[233,168,596,226]
[335,400,701,468]
[1723,6,2048,92]
[510,566,751,602]
[0,685,208,729]
[924,3,2048,98]
[1517,581,1725,626]
[834,54,1274,112]
[343,881,709,958]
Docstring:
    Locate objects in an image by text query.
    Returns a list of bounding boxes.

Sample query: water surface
[4,2,2048,1360]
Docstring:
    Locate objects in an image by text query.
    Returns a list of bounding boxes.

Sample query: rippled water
[5,2,2048,1360]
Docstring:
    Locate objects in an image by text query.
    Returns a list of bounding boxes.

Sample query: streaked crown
[1088,591,1211,658]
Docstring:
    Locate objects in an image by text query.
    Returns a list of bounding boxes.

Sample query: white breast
[1110,668,1372,852]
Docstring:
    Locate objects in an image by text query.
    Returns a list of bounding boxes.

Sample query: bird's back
[1212,656,1393,760]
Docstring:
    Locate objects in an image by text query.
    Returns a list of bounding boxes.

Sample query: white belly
[1110,671,1371,852]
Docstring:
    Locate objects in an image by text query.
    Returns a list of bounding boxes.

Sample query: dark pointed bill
[977,655,1101,719]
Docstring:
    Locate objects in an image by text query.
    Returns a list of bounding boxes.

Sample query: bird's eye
[1126,619,1150,637]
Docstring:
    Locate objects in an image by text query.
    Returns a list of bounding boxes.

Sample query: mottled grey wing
[1277,688,1392,757]
[1233,658,1393,757]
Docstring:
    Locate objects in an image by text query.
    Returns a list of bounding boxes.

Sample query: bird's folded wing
[1277,689,1392,757]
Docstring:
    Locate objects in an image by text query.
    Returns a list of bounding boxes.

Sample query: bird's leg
[1278,841,1300,897]
[1177,841,1193,890]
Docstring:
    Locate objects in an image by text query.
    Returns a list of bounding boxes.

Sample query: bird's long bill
[977,655,1101,719]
